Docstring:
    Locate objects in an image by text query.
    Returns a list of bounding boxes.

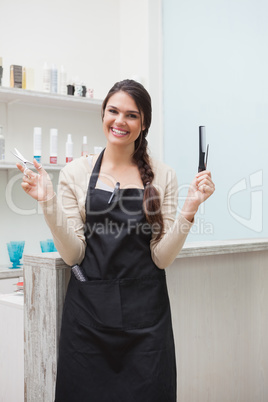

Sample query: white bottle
[51,64,58,93]
[81,136,88,156]
[0,126,5,161]
[33,127,42,163]
[50,128,58,164]
[43,62,51,93]
[94,146,103,155]
[66,134,73,163]
[74,77,83,97]
[58,65,67,95]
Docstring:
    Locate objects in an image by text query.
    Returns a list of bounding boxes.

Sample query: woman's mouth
[111,127,129,137]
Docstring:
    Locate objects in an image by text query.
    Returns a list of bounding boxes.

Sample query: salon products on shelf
[43,62,51,93]
[33,127,42,163]
[51,64,58,93]
[7,125,100,166]
[67,80,87,97]
[58,65,67,95]
[43,63,59,94]
[67,83,75,95]
[94,146,103,154]
[81,136,88,156]
[10,65,22,88]
[50,128,58,164]
[1,58,94,96]
[66,134,73,163]
[10,65,35,90]
[22,67,26,89]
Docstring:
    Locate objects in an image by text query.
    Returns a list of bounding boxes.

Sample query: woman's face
[102,91,145,150]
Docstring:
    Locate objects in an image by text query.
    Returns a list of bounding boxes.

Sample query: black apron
[55,150,176,402]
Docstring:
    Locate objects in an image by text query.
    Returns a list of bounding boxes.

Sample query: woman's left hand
[181,170,215,222]
[193,170,215,204]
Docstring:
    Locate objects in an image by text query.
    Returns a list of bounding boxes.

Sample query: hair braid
[133,135,164,240]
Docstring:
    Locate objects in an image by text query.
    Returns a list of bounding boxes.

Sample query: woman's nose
[115,113,126,125]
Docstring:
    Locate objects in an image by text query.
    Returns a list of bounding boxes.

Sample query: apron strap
[89,148,106,189]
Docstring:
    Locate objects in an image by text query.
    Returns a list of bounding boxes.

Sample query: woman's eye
[108,109,117,114]
[128,114,138,119]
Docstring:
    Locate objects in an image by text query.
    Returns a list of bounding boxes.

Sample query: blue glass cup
[7,241,25,268]
[40,239,57,252]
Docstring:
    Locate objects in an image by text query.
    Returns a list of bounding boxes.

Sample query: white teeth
[112,128,128,135]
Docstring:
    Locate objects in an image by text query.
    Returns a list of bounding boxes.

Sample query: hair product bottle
[10,65,22,88]
[94,146,103,155]
[51,64,58,93]
[58,65,67,95]
[81,136,88,156]
[66,134,73,163]
[43,62,51,93]
[50,128,58,164]
[0,126,5,161]
[22,67,26,89]
[33,127,42,163]
[26,68,35,90]
[67,83,75,95]
[74,81,83,97]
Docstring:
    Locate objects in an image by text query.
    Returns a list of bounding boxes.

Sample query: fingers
[198,183,214,195]
[16,160,52,201]
[17,160,45,184]
[196,169,211,179]
[16,163,32,179]
[196,171,213,186]
[16,163,25,173]
[33,159,43,173]
[21,181,31,193]
[195,171,215,195]
[22,171,37,185]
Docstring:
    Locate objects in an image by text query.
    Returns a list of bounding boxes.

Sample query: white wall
[163,0,268,242]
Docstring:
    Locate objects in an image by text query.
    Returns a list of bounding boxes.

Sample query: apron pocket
[75,279,123,329]
[120,276,167,329]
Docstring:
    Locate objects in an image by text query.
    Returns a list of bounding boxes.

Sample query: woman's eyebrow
[107,105,140,114]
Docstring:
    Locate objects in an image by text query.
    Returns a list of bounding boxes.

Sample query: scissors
[10,148,35,176]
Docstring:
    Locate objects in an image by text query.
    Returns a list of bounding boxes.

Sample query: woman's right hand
[17,159,55,202]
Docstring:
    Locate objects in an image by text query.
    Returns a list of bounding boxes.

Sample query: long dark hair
[102,79,164,240]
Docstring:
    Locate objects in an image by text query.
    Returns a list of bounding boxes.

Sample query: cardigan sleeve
[39,164,87,267]
[150,166,193,269]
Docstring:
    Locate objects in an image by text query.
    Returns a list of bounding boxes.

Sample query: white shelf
[0,86,103,112]
[0,161,65,171]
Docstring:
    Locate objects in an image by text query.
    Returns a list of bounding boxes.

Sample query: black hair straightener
[198,126,209,172]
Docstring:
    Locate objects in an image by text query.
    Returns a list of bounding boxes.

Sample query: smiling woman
[100,80,165,238]
[17,79,215,402]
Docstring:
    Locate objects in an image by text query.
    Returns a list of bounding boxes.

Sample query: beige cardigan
[40,155,193,269]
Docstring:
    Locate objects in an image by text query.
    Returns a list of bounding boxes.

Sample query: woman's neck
[103,143,135,167]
